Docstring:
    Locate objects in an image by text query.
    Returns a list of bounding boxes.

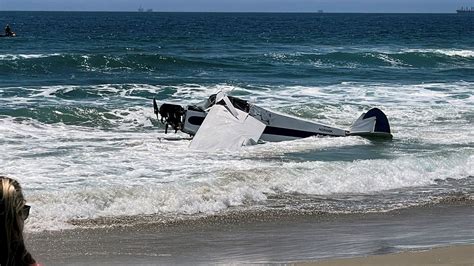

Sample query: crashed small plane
[153,92,392,151]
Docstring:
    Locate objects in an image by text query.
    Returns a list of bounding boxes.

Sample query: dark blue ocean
[0,12,472,238]
[2,12,474,87]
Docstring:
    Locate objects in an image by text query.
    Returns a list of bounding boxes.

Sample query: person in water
[0,176,39,266]
[4,24,13,37]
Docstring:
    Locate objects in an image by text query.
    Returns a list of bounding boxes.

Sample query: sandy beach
[26,201,473,265]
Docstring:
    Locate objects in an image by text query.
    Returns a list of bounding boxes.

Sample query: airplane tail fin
[349,108,392,139]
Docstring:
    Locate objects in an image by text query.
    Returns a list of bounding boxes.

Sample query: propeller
[153,98,159,120]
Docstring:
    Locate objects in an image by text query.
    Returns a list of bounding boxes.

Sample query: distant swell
[264,50,474,68]
[1,49,473,74]
[0,53,231,74]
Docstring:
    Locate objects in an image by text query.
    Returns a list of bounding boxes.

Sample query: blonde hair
[0,176,35,266]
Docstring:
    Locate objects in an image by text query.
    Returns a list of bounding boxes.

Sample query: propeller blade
[153,98,159,119]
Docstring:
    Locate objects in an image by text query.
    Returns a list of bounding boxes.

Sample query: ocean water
[0,12,473,233]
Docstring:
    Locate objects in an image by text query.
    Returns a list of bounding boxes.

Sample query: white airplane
[153,92,392,151]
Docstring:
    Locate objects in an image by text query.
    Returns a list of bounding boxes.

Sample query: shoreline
[301,245,474,265]
[26,201,473,264]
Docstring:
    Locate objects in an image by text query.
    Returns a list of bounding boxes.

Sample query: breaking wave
[18,144,474,231]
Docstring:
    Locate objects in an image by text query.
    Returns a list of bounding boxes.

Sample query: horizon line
[0,10,459,14]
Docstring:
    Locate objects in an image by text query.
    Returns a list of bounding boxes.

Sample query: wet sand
[302,245,474,266]
[26,202,473,265]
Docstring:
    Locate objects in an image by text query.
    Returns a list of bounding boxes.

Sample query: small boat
[457,7,474,13]
[153,92,392,150]
[0,33,16,37]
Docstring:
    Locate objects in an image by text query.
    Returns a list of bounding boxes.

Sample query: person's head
[0,176,33,265]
